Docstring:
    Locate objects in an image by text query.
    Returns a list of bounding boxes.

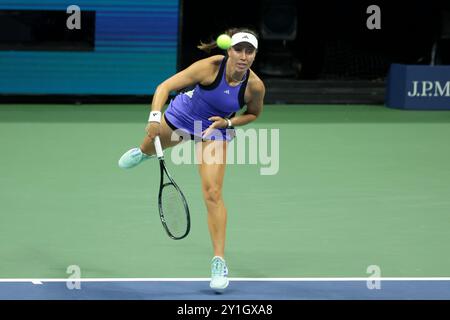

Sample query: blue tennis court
[1,279,450,300]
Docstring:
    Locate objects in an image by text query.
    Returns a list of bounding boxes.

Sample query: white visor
[230,32,258,49]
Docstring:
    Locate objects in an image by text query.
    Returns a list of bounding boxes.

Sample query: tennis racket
[154,135,191,240]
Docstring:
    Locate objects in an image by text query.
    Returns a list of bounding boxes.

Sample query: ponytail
[197,27,258,53]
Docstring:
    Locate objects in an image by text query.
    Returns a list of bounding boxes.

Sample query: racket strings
[161,183,188,238]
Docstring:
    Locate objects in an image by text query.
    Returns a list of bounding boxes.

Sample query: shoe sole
[210,279,229,293]
[118,156,140,169]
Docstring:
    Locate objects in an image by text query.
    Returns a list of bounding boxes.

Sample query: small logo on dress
[224,90,230,94]
[184,89,195,98]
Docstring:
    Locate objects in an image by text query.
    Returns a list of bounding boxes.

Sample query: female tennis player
[118,28,265,291]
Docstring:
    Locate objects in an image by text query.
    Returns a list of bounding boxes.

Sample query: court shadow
[197,288,237,297]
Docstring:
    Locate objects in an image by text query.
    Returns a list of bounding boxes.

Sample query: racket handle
[154,135,164,159]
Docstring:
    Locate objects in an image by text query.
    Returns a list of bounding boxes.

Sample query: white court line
[1,277,450,283]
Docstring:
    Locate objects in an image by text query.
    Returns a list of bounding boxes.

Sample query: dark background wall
[180,0,447,80]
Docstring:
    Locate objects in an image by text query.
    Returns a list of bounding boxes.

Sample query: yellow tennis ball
[216,34,232,50]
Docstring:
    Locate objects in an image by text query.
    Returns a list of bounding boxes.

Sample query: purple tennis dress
[164,56,249,141]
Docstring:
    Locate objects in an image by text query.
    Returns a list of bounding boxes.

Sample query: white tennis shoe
[210,256,229,292]
[118,147,153,169]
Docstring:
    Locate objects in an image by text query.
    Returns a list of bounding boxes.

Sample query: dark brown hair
[197,27,259,53]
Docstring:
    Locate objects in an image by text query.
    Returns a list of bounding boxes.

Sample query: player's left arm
[228,79,265,127]
[204,78,265,137]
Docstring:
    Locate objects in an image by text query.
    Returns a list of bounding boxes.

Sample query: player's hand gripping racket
[154,135,190,240]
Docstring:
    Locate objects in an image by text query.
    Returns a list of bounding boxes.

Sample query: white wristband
[225,118,232,128]
[148,111,161,123]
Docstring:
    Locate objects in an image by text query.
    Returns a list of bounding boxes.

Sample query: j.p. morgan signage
[386,64,450,110]
[407,81,450,97]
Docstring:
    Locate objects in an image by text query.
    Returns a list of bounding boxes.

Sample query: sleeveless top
[166,56,250,124]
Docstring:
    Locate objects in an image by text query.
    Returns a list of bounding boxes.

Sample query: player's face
[228,43,256,72]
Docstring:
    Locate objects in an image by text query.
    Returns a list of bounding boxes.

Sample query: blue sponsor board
[386,64,450,110]
[0,1,179,95]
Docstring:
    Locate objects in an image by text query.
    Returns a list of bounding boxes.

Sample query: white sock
[139,148,154,159]
[212,256,225,262]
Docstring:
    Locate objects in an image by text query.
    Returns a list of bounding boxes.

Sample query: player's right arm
[146,55,222,139]
[151,55,222,112]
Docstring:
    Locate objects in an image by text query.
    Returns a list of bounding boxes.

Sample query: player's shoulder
[196,55,225,67]
[185,55,223,77]
[188,55,224,76]
[248,69,265,94]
